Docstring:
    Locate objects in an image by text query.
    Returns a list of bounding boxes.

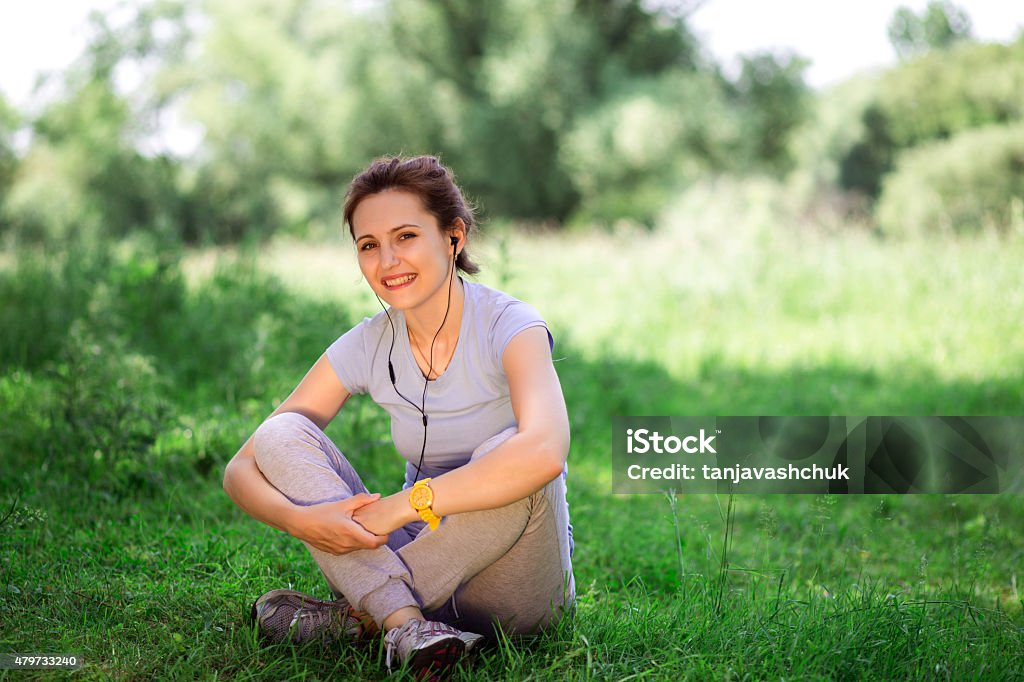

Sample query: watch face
[409,486,433,509]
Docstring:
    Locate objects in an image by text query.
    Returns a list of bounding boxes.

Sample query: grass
[2,193,1023,679]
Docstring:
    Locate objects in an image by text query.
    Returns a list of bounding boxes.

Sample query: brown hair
[343,155,480,275]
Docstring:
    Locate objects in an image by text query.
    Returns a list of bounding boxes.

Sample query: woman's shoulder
[464,280,551,354]
[465,280,537,316]
[329,308,395,351]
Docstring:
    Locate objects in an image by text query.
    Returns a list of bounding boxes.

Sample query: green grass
[2,202,1023,679]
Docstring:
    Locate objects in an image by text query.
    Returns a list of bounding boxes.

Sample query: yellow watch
[409,478,442,531]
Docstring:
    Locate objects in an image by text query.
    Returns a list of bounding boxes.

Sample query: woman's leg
[252,412,420,624]
[401,428,575,637]
[398,472,575,637]
[252,412,574,634]
[450,473,575,637]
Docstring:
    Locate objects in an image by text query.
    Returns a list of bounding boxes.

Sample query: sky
[1,0,1023,108]
[688,0,1024,86]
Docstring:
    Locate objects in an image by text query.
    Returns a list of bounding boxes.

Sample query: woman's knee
[252,411,316,474]
[470,426,518,461]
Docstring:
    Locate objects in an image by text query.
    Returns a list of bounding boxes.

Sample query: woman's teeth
[384,274,416,286]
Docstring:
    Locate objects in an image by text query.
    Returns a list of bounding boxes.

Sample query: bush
[0,248,101,370]
[875,122,1024,236]
[787,74,880,216]
[47,320,173,491]
[0,234,363,495]
[561,70,738,227]
[839,39,1024,198]
[161,261,329,406]
[877,40,1024,147]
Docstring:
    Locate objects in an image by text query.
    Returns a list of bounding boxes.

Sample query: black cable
[375,236,459,486]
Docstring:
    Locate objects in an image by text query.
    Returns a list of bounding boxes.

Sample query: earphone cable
[375,236,460,486]
[412,241,457,482]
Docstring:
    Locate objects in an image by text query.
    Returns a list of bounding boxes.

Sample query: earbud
[450,236,458,247]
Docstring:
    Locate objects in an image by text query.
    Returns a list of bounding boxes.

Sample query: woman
[222,156,575,678]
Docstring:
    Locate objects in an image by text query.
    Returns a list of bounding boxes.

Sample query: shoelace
[288,607,321,636]
[383,620,445,671]
[383,624,404,670]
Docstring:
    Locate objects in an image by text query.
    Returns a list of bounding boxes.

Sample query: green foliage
[385,0,704,223]
[838,40,1024,199]
[3,3,194,244]
[26,0,754,235]
[0,233,363,496]
[787,74,878,218]
[731,51,811,174]
[888,0,973,60]
[560,70,737,227]
[47,320,174,491]
[0,241,178,490]
[0,248,101,371]
[876,122,1024,236]
[0,93,18,219]
[838,103,895,199]
[3,74,184,244]
[876,40,1024,148]
[176,0,365,241]
[1,0,819,237]
[162,261,331,404]
[2,220,1023,677]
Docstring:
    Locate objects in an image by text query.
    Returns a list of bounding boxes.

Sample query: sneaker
[382,618,484,679]
[250,588,377,645]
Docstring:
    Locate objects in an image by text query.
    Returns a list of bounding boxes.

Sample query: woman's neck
[404,276,465,354]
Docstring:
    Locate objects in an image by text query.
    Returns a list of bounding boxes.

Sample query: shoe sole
[408,637,465,682]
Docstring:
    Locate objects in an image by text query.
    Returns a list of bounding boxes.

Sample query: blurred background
[2,0,1024,244]
[2,2,1023,678]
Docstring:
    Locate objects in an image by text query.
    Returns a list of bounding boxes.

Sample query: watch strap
[410,479,442,531]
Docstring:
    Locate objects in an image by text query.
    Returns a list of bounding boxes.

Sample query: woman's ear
[450,217,467,253]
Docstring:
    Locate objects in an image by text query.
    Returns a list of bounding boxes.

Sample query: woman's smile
[382,273,418,290]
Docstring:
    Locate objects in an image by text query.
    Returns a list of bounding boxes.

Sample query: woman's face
[351,190,460,312]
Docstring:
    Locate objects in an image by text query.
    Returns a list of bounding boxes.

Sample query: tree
[888,1,973,60]
[386,0,705,221]
[732,51,810,173]
[0,94,19,207]
[2,1,195,244]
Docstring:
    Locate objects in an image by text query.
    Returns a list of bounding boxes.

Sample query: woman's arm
[223,354,388,554]
[353,325,569,534]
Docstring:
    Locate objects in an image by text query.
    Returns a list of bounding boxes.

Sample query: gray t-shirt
[326,280,555,486]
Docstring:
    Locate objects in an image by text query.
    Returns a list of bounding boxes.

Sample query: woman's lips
[382,273,417,290]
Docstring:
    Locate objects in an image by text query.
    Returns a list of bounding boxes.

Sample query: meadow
[2,182,1023,680]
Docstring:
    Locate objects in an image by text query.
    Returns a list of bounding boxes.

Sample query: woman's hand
[352,492,418,536]
[288,493,390,555]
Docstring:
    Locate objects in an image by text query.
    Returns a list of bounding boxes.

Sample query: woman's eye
[398,232,415,241]
[360,242,377,251]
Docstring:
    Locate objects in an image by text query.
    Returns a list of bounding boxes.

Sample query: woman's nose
[379,242,399,269]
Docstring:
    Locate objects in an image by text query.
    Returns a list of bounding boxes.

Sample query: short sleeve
[325,319,371,394]
[489,301,554,365]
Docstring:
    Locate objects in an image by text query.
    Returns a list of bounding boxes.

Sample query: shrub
[46,320,173,492]
[877,40,1024,147]
[839,39,1024,198]
[0,237,356,495]
[561,70,738,227]
[0,247,102,370]
[875,122,1024,236]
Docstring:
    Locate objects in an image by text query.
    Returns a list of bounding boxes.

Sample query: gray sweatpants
[252,412,575,637]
